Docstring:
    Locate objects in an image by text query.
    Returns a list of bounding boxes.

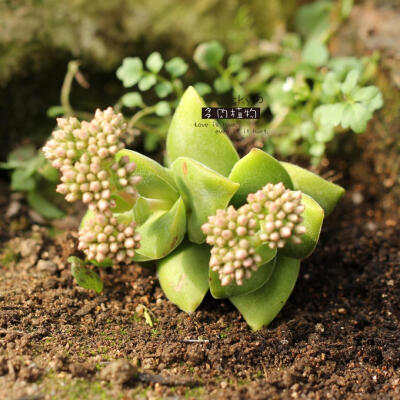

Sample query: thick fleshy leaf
[69,256,103,293]
[229,148,293,207]
[210,250,277,299]
[157,242,210,313]
[171,157,239,243]
[27,190,65,219]
[280,194,324,259]
[230,255,300,331]
[134,197,186,260]
[117,149,179,204]
[281,161,345,216]
[166,86,239,176]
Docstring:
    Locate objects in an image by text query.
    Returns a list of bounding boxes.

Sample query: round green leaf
[116,57,143,88]
[157,242,210,313]
[166,86,239,176]
[281,161,344,216]
[193,41,225,70]
[193,82,212,96]
[138,74,157,91]
[210,251,276,299]
[155,101,171,117]
[214,76,231,93]
[228,54,243,72]
[121,92,144,108]
[165,57,188,77]
[146,52,164,74]
[155,82,173,98]
[230,255,300,331]
[229,148,293,207]
[171,157,239,243]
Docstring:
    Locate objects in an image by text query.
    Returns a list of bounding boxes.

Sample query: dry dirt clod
[36,260,57,273]
[99,359,137,385]
[19,239,39,258]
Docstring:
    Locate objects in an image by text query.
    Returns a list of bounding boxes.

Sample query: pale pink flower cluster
[202,183,306,286]
[78,211,141,264]
[202,205,262,286]
[43,107,142,264]
[247,182,306,249]
[43,107,141,212]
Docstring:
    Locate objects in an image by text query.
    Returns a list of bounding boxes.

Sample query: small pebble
[37,260,57,273]
[100,359,137,385]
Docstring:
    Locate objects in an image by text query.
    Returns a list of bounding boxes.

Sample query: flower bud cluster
[202,205,262,286]
[43,107,143,264]
[202,182,306,286]
[247,183,306,249]
[78,211,141,264]
[43,107,141,211]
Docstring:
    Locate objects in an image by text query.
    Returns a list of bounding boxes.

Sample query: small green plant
[190,0,383,164]
[0,145,65,219]
[43,86,344,330]
[115,52,188,151]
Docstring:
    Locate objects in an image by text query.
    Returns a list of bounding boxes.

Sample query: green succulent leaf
[229,148,293,207]
[27,190,65,219]
[281,161,345,216]
[157,242,210,313]
[116,57,143,87]
[165,57,188,77]
[37,159,60,182]
[166,86,239,176]
[146,51,164,74]
[138,74,157,91]
[171,157,239,243]
[69,256,103,294]
[134,197,186,260]
[116,149,179,204]
[280,194,324,259]
[193,41,225,70]
[210,251,276,299]
[121,92,144,108]
[155,82,173,98]
[230,255,300,331]
[11,169,36,192]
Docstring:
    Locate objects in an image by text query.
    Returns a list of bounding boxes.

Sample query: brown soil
[1,4,400,398]
[1,129,400,400]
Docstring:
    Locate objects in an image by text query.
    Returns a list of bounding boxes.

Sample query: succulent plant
[44,86,345,331]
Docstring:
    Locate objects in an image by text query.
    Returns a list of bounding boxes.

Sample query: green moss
[0,246,19,266]
[40,372,122,400]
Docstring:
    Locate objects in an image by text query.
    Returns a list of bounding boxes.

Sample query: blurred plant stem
[61,60,92,120]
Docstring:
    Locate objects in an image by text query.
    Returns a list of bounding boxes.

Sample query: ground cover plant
[1,1,381,220]
[43,86,344,330]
